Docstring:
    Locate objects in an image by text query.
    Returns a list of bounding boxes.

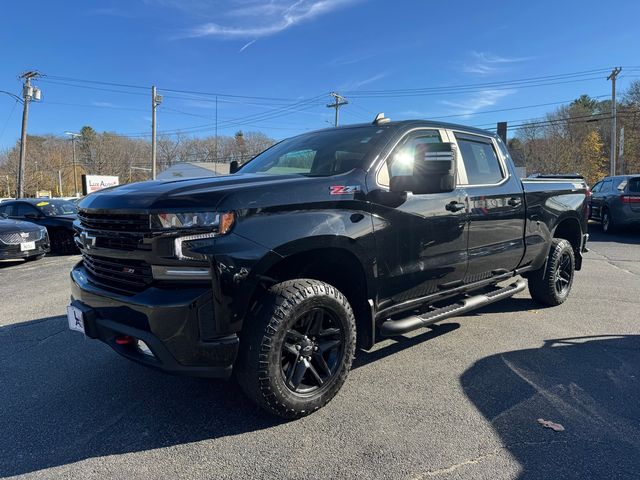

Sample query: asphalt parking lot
[1,226,639,479]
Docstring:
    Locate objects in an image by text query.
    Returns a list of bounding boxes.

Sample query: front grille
[79,211,150,232]
[0,229,44,245]
[82,254,153,294]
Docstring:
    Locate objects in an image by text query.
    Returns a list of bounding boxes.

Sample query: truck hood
[78,173,364,212]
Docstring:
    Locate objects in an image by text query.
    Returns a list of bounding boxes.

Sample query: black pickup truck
[68,117,589,418]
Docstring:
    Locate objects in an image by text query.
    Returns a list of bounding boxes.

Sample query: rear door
[593,178,613,218]
[589,181,603,219]
[449,131,525,283]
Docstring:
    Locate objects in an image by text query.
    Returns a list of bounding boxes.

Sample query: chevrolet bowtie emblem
[79,231,96,249]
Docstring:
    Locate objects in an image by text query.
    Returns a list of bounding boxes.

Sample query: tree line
[2,80,640,197]
[0,128,274,197]
[509,80,640,185]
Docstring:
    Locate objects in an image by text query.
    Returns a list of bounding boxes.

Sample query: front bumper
[0,240,49,260]
[70,262,239,378]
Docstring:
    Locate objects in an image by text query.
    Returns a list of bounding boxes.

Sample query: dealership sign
[82,175,119,195]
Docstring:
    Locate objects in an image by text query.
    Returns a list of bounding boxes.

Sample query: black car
[0,198,78,254]
[0,214,50,261]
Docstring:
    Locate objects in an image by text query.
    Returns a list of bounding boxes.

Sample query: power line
[345,68,612,95]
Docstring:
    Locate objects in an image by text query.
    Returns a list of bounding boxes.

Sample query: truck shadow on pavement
[0,315,284,477]
[461,334,640,479]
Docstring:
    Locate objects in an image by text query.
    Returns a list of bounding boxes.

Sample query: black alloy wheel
[554,251,572,297]
[236,279,356,418]
[281,308,344,395]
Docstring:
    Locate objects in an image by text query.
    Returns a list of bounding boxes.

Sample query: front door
[368,129,468,311]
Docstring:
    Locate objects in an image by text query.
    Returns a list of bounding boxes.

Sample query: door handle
[445,201,466,212]
[508,197,522,207]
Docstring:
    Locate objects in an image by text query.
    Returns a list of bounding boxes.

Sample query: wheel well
[553,218,582,269]
[258,248,373,348]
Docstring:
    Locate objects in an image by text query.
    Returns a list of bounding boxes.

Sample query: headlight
[150,211,235,261]
[150,211,235,233]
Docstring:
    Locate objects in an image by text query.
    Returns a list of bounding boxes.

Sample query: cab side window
[378,130,442,186]
[455,133,504,185]
[15,203,39,217]
[590,181,602,193]
[0,204,11,216]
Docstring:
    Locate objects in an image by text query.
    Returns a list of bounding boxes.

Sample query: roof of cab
[311,119,499,139]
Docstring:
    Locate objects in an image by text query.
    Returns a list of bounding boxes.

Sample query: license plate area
[20,241,35,251]
[67,305,85,334]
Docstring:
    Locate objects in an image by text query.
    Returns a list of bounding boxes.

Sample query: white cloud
[338,72,387,92]
[181,0,361,39]
[462,51,536,75]
[440,89,516,118]
[239,39,257,52]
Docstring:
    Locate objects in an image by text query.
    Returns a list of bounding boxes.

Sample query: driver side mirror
[229,160,240,174]
[24,212,41,220]
[389,142,457,195]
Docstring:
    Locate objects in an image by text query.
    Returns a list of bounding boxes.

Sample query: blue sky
[1,0,640,148]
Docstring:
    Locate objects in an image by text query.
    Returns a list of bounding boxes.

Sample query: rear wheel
[236,279,356,419]
[528,238,575,306]
[602,208,615,233]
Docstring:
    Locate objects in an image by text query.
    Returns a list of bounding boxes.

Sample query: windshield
[239,126,392,176]
[36,200,78,216]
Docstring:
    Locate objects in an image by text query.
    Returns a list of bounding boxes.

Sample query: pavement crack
[587,249,639,277]
[409,440,582,478]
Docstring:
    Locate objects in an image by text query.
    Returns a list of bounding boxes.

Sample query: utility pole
[151,86,162,180]
[58,170,63,197]
[607,67,622,176]
[65,132,81,196]
[17,71,42,198]
[326,92,348,127]
[619,126,625,175]
[215,95,218,163]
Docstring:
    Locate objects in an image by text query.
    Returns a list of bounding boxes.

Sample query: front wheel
[236,279,356,419]
[528,238,575,306]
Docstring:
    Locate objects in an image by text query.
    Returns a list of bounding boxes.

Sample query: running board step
[379,278,527,337]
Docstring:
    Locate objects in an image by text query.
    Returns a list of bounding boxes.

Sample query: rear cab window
[454,133,505,185]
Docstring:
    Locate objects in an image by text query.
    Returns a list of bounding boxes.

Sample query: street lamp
[64,131,81,196]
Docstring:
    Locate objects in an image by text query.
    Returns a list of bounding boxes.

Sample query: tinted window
[16,203,39,216]
[601,179,613,192]
[455,134,504,185]
[36,200,78,216]
[628,178,640,193]
[0,204,11,216]
[240,126,391,176]
[590,181,602,193]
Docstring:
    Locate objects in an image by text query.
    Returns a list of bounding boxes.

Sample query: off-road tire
[236,279,356,419]
[528,238,575,306]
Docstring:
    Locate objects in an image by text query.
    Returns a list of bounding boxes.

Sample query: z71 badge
[329,185,361,195]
